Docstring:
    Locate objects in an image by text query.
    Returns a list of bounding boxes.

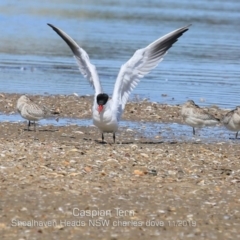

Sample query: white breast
[92,100,119,133]
[223,113,240,131]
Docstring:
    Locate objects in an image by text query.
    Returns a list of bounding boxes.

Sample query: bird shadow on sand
[84,137,181,145]
[23,128,37,132]
[92,139,179,145]
[23,129,58,132]
[38,129,59,132]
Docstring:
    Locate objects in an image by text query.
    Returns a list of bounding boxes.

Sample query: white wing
[48,23,103,96]
[112,25,191,117]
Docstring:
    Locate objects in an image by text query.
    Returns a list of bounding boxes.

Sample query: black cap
[97,93,109,105]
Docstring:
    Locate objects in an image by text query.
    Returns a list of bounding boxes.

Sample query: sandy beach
[0,93,239,239]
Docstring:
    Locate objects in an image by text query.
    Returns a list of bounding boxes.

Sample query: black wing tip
[180,24,192,34]
[47,23,61,33]
[183,24,192,30]
[182,29,189,34]
[151,25,191,56]
[47,23,63,40]
[174,24,192,40]
[47,23,56,30]
[47,23,80,55]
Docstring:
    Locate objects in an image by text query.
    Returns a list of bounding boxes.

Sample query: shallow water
[0,1,240,108]
[0,113,233,142]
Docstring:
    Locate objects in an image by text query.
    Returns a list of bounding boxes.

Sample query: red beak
[98,105,103,114]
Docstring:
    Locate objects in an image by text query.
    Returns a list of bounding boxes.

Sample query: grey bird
[17,95,59,131]
[181,100,220,135]
[222,106,240,138]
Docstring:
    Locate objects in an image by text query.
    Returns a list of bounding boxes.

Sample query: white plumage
[48,23,190,142]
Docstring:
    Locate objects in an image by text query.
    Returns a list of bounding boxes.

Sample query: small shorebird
[222,106,240,138]
[17,95,58,131]
[181,100,220,135]
[48,23,190,143]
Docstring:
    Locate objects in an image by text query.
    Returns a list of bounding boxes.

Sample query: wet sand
[0,93,227,122]
[0,93,239,239]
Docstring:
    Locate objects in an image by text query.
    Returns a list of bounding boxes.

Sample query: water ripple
[0,0,240,109]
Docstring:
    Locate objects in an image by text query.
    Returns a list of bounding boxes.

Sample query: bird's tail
[42,105,60,122]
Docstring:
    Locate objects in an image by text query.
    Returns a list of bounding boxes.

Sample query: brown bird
[181,100,220,135]
[17,95,59,131]
[222,106,240,138]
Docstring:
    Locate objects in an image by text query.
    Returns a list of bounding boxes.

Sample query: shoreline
[0,92,228,123]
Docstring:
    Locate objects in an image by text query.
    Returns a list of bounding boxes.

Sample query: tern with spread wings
[48,23,190,143]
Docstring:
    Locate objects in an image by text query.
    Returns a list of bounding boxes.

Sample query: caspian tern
[17,95,59,131]
[181,100,220,135]
[222,106,240,138]
[48,23,190,143]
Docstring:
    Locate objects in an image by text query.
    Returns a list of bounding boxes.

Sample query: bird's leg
[113,133,116,143]
[236,131,238,139]
[28,121,31,131]
[34,121,36,132]
[193,127,195,135]
[102,133,104,143]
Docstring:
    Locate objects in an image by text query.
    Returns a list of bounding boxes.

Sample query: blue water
[0,113,232,142]
[0,0,240,108]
